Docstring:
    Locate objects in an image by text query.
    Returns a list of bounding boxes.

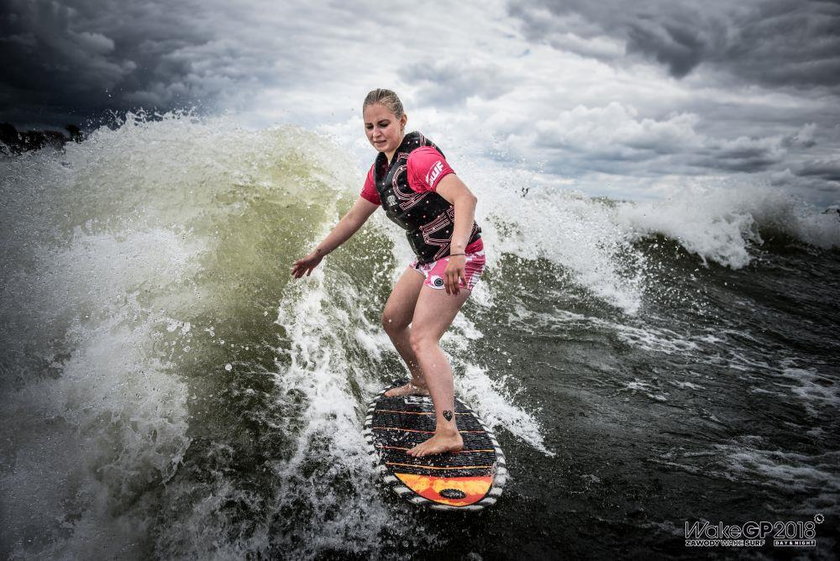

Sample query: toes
[383,383,428,397]
[384,384,406,397]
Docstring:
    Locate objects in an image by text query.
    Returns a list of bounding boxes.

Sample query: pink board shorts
[410,250,487,291]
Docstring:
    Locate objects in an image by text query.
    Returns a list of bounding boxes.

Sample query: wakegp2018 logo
[684,514,824,548]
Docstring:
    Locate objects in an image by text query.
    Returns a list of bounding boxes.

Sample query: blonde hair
[362,88,405,118]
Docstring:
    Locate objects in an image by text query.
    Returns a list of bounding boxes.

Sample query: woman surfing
[291,88,485,457]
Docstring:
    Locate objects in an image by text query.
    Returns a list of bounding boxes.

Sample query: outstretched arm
[291,196,379,278]
[435,175,478,295]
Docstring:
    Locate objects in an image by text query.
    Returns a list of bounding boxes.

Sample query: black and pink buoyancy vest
[373,132,481,264]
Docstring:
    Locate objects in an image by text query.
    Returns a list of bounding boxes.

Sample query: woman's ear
[400,113,408,130]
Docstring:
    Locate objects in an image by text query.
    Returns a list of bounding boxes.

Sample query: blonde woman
[292,89,485,457]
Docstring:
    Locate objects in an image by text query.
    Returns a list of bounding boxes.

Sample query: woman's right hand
[289,197,377,280]
[290,250,325,278]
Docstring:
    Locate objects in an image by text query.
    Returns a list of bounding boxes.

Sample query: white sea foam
[1,228,196,560]
[615,184,840,268]
[652,440,840,515]
[500,303,706,358]
[671,380,705,391]
[620,379,668,402]
[720,444,840,499]
[459,365,554,456]
[779,367,840,418]
[275,278,394,556]
[450,165,647,314]
[612,322,700,355]
[1,114,363,559]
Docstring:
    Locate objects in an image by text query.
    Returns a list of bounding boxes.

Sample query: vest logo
[386,194,397,207]
[426,161,444,186]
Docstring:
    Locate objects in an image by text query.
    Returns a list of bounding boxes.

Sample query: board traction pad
[363,381,507,511]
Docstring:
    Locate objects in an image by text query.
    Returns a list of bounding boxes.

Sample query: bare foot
[407,431,464,457]
[384,382,430,397]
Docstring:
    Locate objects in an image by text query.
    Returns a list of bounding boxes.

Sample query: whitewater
[1,114,838,560]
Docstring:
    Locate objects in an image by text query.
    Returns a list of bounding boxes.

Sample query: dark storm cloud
[0,0,235,126]
[694,139,784,173]
[508,0,840,89]
[796,158,840,183]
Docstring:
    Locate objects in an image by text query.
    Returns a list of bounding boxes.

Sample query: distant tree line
[0,123,84,154]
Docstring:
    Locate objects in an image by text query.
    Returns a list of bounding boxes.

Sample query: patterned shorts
[410,250,486,291]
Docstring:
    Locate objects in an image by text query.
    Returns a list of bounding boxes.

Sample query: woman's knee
[409,329,437,355]
[381,310,408,336]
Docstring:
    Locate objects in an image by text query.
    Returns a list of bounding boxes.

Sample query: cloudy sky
[2,0,839,205]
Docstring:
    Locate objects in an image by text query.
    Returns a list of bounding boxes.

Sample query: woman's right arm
[290,196,379,278]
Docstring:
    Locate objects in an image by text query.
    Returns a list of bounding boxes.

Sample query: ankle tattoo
[443,410,453,422]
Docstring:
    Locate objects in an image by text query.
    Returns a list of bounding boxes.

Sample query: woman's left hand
[444,254,468,295]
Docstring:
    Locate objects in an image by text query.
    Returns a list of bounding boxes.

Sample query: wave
[613,185,840,269]
[1,112,837,559]
[0,113,550,559]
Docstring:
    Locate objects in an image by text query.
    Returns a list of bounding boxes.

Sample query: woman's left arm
[436,175,478,295]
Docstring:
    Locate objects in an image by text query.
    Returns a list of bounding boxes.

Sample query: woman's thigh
[410,285,471,343]
[382,267,425,329]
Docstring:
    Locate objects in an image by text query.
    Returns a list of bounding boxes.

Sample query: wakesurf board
[363,381,507,511]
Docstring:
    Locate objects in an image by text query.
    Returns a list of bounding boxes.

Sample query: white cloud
[533,103,702,155]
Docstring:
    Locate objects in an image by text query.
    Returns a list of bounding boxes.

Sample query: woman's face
[363,103,406,157]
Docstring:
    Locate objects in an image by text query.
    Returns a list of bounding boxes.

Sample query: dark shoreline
[0,122,84,155]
